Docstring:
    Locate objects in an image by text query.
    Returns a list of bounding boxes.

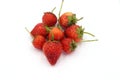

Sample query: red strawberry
[61,38,77,54]
[32,35,46,49]
[42,12,57,26]
[65,25,84,42]
[43,41,62,65]
[31,23,48,37]
[59,12,78,29]
[48,27,64,40]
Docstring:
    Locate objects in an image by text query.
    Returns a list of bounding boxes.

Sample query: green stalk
[57,0,64,30]
[77,17,83,21]
[25,27,34,39]
[51,7,56,13]
[83,32,95,37]
[58,0,64,18]
[82,39,98,42]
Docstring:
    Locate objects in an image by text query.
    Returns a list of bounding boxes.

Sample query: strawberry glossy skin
[48,27,64,40]
[43,41,62,65]
[32,35,46,50]
[65,25,83,42]
[42,12,57,27]
[61,38,77,54]
[59,12,77,29]
[31,23,48,37]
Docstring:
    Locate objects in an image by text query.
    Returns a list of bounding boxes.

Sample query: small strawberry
[48,27,64,40]
[42,12,57,26]
[61,38,77,54]
[65,25,84,42]
[32,35,46,49]
[43,41,62,65]
[59,12,83,29]
[31,23,48,37]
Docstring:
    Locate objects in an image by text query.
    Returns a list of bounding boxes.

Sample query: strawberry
[65,25,84,42]
[48,27,64,40]
[42,12,57,26]
[31,23,48,37]
[61,38,77,54]
[32,35,46,49]
[43,41,62,65]
[59,12,78,29]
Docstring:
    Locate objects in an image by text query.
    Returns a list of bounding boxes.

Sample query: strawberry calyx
[68,14,83,26]
[70,40,77,51]
[76,27,98,42]
[76,26,97,39]
[68,14,77,26]
[76,26,84,38]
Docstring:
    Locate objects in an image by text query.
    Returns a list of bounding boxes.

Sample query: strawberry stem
[77,17,83,21]
[57,25,62,30]
[57,0,64,30]
[83,32,95,37]
[51,7,56,13]
[82,39,98,42]
[45,26,51,32]
[58,0,64,18]
[25,27,34,39]
[51,32,54,41]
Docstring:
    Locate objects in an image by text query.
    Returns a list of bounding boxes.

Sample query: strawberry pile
[26,0,97,65]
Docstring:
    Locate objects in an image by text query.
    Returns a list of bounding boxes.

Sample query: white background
[0,0,120,80]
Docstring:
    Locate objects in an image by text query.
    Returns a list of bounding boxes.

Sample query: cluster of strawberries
[27,0,97,65]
